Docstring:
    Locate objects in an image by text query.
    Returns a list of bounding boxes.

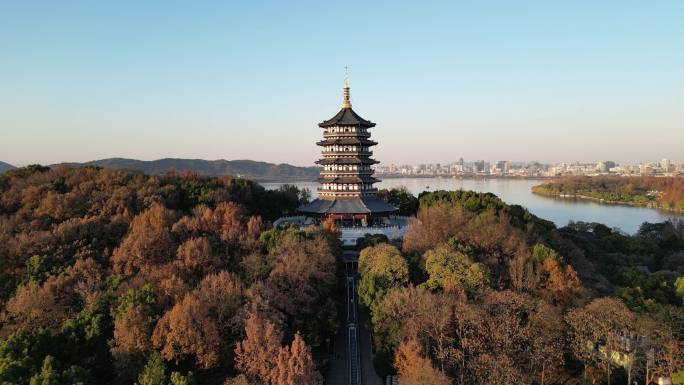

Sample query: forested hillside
[1,167,682,385]
[0,165,337,384]
[533,176,684,213]
[358,190,684,384]
[53,158,319,181]
[0,161,15,174]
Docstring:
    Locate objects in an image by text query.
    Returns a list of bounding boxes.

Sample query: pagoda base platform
[297,196,397,215]
[273,215,410,247]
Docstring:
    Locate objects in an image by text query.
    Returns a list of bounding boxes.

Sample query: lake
[261,177,684,234]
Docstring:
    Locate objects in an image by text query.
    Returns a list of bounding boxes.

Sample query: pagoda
[298,76,396,226]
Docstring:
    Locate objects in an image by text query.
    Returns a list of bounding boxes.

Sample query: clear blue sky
[1,1,683,166]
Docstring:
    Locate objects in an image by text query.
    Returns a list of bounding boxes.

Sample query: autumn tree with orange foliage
[273,333,322,385]
[112,203,178,278]
[152,294,221,369]
[394,339,451,385]
[235,313,283,384]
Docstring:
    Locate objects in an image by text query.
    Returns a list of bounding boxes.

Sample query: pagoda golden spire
[341,65,352,109]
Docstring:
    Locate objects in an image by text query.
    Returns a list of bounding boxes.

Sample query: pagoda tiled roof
[297,196,396,214]
[315,157,379,165]
[316,138,377,146]
[318,107,376,128]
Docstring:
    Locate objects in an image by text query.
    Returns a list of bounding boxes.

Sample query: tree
[566,298,635,385]
[223,375,253,385]
[565,306,603,385]
[28,355,88,385]
[479,291,536,380]
[0,329,51,384]
[113,305,157,381]
[171,202,246,246]
[676,277,684,303]
[509,244,580,304]
[402,203,473,255]
[112,204,177,277]
[152,294,221,369]
[112,285,158,363]
[371,286,463,376]
[424,243,489,296]
[272,333,322,385]
[192,271,244,355]
[235,314,283,384]
[29,355,60,385]
[529,301,565,385]
[134,352,194,385]
[136,352,167,385]
[394,339,451,385]
[175,237,215,281]
[377,187,419,216]
[256,231,337,349]
[3,280,68,334]
[169,371,195,385]
[358,244,409,312]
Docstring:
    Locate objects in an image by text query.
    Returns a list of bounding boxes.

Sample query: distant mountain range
[0,161,16,173]
[49,158,319,181]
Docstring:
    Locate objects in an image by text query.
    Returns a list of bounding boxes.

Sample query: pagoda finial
[342,65,351,109]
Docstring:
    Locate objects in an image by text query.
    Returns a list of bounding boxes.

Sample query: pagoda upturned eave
[315,158,379,165]
[316,138,378,146]
[318,107,376,128]
[297,196,396,215]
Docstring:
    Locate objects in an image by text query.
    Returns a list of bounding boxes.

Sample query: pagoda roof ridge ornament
[341,65,352,109]
[319,69,375,128]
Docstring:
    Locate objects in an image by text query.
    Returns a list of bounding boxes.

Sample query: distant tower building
[297,75,396,226]
[496,161,510,174]
[662,158,671,172]
[596,162,608,173]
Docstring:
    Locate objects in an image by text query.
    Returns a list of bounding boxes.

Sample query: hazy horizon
[2,1,683,167]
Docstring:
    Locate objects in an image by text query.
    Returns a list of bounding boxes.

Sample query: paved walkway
[358,306,383,385]
[325,321,348,385]
[325,257,383,385]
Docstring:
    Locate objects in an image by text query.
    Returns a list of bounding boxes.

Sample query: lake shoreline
[260,177,684,234]
[255,174,550,183]
[531,190,684,215]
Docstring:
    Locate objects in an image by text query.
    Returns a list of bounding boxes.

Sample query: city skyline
[2,1,683,166]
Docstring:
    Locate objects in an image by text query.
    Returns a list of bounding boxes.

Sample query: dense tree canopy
[0,166,332,384]
[1,167,682,384]
[361,189,684,385]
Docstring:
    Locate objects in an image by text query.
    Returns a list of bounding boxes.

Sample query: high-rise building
[496,161,510,174]
[297,79,396,226]
[662,158,671,172]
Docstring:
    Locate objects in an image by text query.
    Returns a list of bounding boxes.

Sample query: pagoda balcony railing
[316,140,377,147]
[323,132,371,138]
[319,170,375,175]
[317,188,378,194]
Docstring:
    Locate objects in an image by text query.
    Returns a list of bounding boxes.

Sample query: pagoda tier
[315,157,379,165]
[317,176,380,184]
[298,79,397,217]
[316,138,377,146]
